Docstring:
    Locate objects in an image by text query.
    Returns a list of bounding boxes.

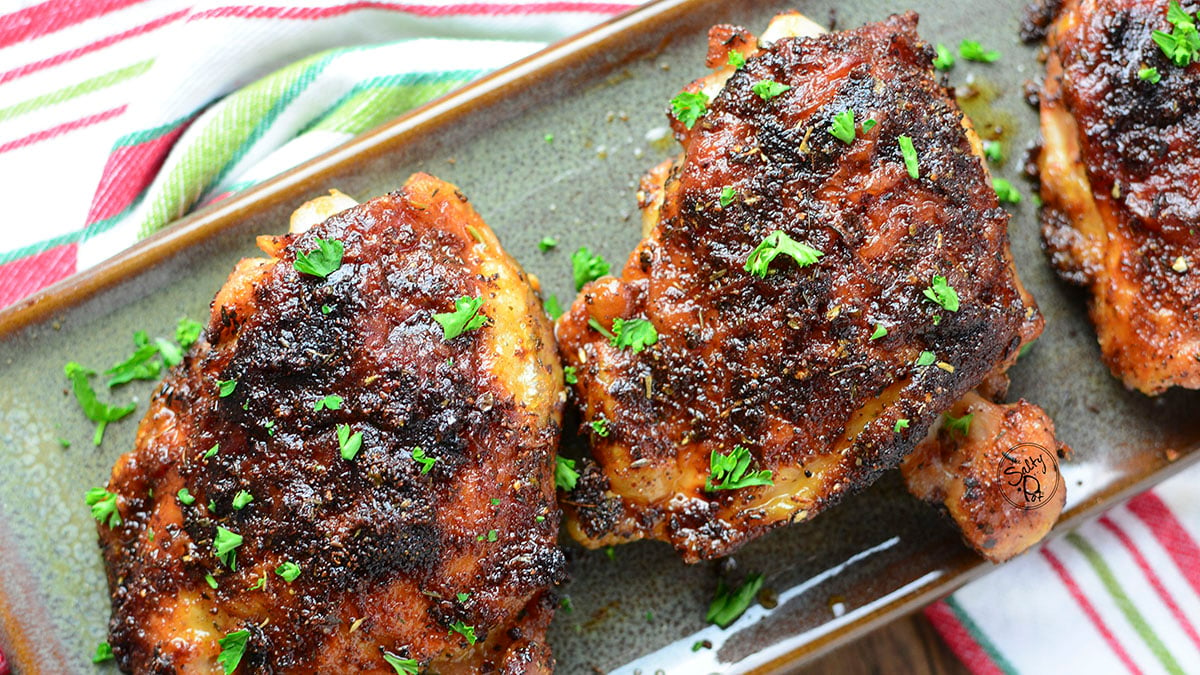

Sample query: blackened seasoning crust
[557,13,1041,562]
[98,174,565,673]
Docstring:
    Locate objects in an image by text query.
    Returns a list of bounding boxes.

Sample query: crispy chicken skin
[97,174,565,673]
[902,391,1067,563]
[557,13,1046,562]
[1038,0,1200,394]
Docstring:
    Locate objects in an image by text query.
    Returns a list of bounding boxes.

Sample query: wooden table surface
[794,614,972,675]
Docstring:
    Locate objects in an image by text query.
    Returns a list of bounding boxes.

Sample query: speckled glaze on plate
[0,1,1197,673]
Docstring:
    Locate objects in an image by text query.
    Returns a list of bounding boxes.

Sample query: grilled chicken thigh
[557,13,1053,562]
[96,174,565,673]
[1038,0,1200,394]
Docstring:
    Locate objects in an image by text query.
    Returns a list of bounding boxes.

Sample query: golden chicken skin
[1037,0,1200,394]
[93,175,565,673]
[556,13,1057,563]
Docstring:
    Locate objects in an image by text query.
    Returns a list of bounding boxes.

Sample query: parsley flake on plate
[544,294,564,320]
[216,629,250,675]
[707,573,764,628]
[670,90,709,129]
[337,424,363,460]
[870,324,888,340]
[64,362,137,446]
[177,488,196,505]
[1139,66,1162,82]
[933,43,955,70]
[983,140,1003,163]
[727,50,746,69]
[959,39,1001,63]
[538,236,558,252]
[563,365,578,384]
[705,445,773,492]
[923,275,961,312]
[829,109,856,144]
[752,79,791,100]
[86,488,121,528]
[611,318,658,352]
[745,230,824,277]
[214,526,243,569]
[916,351,937,367]
[217,379,237,398]
[555,456,580,491]
[571,247,610,290]
[719,186,736,207]
[204,443,220,459]
[93,641,115,663]
[434,296,488,341]
[993,178,1022,204]
[105,332,161,386]
[293,238,344,278]
[589,417,609,437]
[231,490,254,510]
[894,418,910,432]
[176,317,204,349]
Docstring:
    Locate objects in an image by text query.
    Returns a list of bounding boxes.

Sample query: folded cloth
[1,2,1198,674]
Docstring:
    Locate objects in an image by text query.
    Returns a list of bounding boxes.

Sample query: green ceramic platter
[1,0,1197,673]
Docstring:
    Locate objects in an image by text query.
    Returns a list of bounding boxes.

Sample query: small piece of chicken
[1038,0,1200,394]
[97,174,565,673]
[902,391,1067,563]
[557,13,1048,563]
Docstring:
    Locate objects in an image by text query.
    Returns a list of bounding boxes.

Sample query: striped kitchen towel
[1,2,1199,675]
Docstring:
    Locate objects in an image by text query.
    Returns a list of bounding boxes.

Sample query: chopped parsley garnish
[487,529,498,542]
[176,318,204,348]
[705,445,773,491]
[457,592,471,602]
[276,561,301,582]
[983,140,1003,163]
[247,574,266,591]
[829,109,857,144]
[862,119,878,133]
[611,318,658,352]
[264,419,276,437]
[64,362,137,446]
[916,351,937,367]
[231,490,254,510]
[156,338,183,367]
[177,488,196,505]
[589,418,609,437]
[727,50,746,69]
[384,652,420,675]
[870,324,888,340]
[993,178,1022,204]
[205,573,218,589]
[322,304,333,314]
[544,294,564,320]
[449,620,477,645]
[572,247,610,290]
[752,79,791,101]
[894,418,910,432]
[1139,66,1162,82]
[293,238,344,278]
[204,443,220,459]
[544,133,554,143]
[944,412,974,436]
[692,640,710,652]
[216,629,250,675]
[434,296,488,340]
[337,424,363,460]
[538,236,558,252]
[933,43,955,70]
[314,394,343,411]
[86,488,121,528]
[411,446,437,474]
[105,333,161,386]
[719,186,736,207]
[555,456,580,491]
[898,135,920,179]
[490,498,500,505]
[923,275,961,312]
[959,39,1000,63]
[745,230,824,277]
[214,526,243,569]
[93,641,114,663]
[706,573,764,628]
[1153,1,1200,66]
[217,379,237,398]
[670,90,710,129]
[561,595,574,611]
[563,365,578,384]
